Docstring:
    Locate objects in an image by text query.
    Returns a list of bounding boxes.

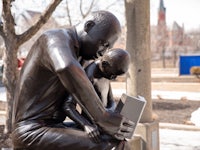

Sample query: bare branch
[2,0,15,36]
[80,0,95,19]
[79,0,84,17]
[104,0,118,10]
[17,0,62,46]
[66,0,72,26]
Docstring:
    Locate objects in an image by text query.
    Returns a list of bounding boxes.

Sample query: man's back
[13,28,79,124]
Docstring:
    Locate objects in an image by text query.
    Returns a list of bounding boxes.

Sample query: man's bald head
[78,11,122,60]
[90,11,121,36]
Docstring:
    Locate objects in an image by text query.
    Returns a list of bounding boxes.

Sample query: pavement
[159,128,200,150]
[111,82,200,101]
[0,68,200,149]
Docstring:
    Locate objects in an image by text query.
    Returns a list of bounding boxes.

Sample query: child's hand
[84,124,101,143]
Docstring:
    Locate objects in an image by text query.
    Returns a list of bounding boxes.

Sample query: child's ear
[84,21,95,33]
[102,61,110,68]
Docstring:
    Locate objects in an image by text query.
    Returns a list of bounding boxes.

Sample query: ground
[0,126,12,148]
[0,99,199,148]
[153,99,200,125]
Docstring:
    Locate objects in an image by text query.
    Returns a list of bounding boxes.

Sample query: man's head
[99,48,130,80]
[78,11,121,60]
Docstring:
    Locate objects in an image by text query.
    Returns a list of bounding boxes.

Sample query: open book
[115,93,146,139]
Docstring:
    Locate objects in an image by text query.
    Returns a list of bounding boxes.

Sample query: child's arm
[63,95,100,142]
[106,84,116,112]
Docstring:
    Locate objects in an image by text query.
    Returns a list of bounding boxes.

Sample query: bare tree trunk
[3,40,18,133]
[125,0,152,122]
[162,48,166,68]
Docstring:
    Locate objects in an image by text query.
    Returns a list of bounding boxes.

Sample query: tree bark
[3,39,18,133]
[124,0,152,122]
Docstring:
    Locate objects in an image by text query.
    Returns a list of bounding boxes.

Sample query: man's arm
[57,55,135,140]
[44,29,106,121]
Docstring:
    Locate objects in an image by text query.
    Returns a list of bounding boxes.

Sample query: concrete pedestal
[129,135,144,150]
[129,121,159,150]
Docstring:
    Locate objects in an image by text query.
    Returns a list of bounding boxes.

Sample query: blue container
[179,55,200,75]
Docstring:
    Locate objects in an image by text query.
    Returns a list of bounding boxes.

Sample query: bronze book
[115,93,146,139]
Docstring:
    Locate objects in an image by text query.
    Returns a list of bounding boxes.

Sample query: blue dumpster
[179,55,200,75]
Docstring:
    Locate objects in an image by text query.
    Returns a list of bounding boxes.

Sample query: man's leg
[13,123,118,150]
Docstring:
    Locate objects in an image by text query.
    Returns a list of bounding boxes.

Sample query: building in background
[151,0,200,67]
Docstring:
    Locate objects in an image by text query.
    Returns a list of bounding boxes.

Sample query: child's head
[99,48,130,80]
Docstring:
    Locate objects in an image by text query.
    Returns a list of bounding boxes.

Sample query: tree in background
[60,0,123,26]
[124,0,152,122]
[0,0,62,134]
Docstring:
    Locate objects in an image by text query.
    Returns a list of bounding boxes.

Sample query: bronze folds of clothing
[12,120,121,150]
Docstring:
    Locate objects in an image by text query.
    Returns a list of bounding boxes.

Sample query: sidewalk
[160,127,200,150]
[111,82,200,101]
[159,123,200,149]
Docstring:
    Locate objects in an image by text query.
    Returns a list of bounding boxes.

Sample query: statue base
[128,121,160,150]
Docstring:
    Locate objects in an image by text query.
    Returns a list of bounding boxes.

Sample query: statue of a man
[12,11,134,150]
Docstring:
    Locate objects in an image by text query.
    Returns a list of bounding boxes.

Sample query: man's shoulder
[40,27,79,48]
[43,27,75,37]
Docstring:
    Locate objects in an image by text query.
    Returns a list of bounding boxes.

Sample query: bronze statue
[12,11,134,150]
[62,48,131,143]
[84,48,130,112]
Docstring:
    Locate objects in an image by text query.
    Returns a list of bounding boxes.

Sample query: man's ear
[102,61,110,68]
[84,21,95,33]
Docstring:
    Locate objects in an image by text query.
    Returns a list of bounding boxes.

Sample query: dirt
[0,126,12,148]
[152,99,200,125]
[0,99,200,148]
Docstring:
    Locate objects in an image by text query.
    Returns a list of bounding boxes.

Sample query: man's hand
[113,117,135,140]
[84,124,101,143]
[97,111,135,140]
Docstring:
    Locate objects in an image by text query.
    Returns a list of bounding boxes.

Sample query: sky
[1,0,200,32]
[150,0,200,31]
